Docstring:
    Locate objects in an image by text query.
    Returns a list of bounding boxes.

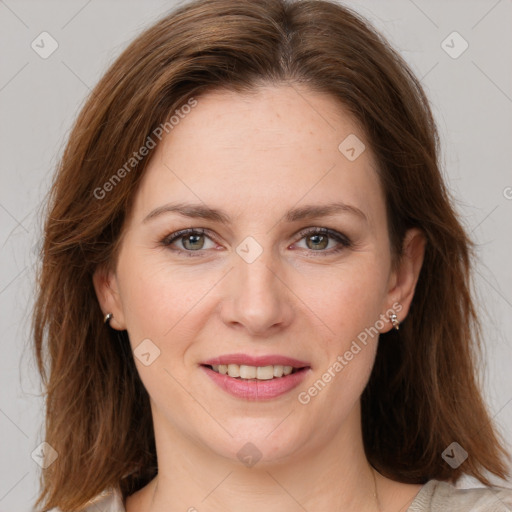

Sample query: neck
[134,402,382,512]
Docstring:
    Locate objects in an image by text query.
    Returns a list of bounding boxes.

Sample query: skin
[94,84,426,512]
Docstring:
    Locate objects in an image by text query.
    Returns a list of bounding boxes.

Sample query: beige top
[52,479,512,511]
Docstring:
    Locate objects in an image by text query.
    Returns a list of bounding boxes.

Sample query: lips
[201,353,310,368]
[209,363,298,380]
[200,353,311,400]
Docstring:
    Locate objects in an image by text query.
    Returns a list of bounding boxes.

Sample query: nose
[219,245,294,337]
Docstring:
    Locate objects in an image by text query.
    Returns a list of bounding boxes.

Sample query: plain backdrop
[0,0,511,510]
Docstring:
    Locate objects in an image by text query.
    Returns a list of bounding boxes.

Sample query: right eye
[161,228,219,255]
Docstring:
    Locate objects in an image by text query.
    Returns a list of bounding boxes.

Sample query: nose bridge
[238,244,278,297]
[223,234,292,334]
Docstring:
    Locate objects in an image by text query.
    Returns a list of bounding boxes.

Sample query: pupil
[308,234,327,250]
[184,234,203,250]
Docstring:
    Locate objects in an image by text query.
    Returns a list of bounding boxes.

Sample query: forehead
[132,85,384,227]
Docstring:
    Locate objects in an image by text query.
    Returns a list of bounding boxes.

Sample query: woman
[33,0,512,510]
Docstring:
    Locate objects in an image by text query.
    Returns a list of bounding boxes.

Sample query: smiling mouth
[202,363,307,380]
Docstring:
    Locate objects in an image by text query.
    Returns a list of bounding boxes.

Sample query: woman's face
[95,85,421,465]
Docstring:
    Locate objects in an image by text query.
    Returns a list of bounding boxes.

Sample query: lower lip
[201,365,310,400]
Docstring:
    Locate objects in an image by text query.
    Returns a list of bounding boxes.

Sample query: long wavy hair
[33,0,510,510]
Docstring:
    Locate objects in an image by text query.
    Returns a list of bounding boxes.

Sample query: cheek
[117,246,390,355]
[299,257,389,344]
[295,270,383,431]
[114,255,213,408]
[296,255,388,396]
[116,251,216,342]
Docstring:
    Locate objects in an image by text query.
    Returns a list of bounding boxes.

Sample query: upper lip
[201,353,310,368]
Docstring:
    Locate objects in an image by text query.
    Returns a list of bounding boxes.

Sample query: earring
[104,313,113,325]
[390,312,400,331]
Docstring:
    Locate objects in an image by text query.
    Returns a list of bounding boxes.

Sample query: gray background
[0,0,511,510]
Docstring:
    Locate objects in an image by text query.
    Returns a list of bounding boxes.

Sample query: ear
[381,228,426,333]
[92,264,127,330]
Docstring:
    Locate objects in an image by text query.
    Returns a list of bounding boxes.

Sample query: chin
[200,418,308,467]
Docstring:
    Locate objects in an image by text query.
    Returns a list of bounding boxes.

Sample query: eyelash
[160,227,352,257]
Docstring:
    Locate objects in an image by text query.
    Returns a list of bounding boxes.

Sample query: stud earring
[104,313,113,325]
[390,312,400,331]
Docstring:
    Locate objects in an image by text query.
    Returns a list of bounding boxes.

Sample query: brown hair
[33,0,510,510]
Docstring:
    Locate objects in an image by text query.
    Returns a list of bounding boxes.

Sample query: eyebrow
[143,201,368,224]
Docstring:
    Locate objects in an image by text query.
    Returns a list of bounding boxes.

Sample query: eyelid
[295,226,352,247]
[160,226,351,255]
[161,227,216,247]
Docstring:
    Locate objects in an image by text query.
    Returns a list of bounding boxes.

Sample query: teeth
[273,365,284,377]
[256,366,274,380]
[209,363,302,380]
[227,364,240,378]
[239,365,256,379]
[283,365,293,376]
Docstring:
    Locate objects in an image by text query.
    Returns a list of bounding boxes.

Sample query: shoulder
[409,479,512,512]
[48,487,125,512]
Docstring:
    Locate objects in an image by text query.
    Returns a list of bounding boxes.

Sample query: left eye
[295,227,350,253]
[161,227,351,256]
